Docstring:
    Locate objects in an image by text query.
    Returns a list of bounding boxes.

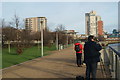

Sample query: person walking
[74,41,83,67]
[84,35,102,79]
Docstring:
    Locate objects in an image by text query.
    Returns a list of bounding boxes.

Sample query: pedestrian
[84,35,102,79]
[74,41,83,67]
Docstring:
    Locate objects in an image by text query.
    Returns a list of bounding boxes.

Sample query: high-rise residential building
[85,11,103,37]
[85,13,90,36]
[25,17,47,32]
[98,21,103,35]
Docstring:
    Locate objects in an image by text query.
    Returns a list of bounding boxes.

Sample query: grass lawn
[2,45,56,68]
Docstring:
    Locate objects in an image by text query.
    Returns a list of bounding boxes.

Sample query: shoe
[78,65,80,67]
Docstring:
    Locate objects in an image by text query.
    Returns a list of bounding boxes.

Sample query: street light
[56,31,58,50]
[40,19,44,57]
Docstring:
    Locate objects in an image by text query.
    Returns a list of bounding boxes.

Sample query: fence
[101,46,120,80]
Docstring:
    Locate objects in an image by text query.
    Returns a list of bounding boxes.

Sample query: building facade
[25,17,47,32]
[64,30,78,39]
[85,11,103,37]
[98,21,103,35]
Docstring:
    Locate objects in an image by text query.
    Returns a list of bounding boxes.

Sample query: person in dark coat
[84,35,102,79]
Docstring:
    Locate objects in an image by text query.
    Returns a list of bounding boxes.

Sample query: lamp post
[40,19,44,57]
[56,32,58,50]
[66,31,69,47]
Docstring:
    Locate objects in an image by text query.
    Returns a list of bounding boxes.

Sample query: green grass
[0,51,2,69]
[2,45,56,68]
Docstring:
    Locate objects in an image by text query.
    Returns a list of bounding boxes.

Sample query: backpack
[75,44,81,52]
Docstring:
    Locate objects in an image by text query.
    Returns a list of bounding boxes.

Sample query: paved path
[2,45,104,79]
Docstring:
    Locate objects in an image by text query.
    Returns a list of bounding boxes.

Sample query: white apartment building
[25,17,47,32]
[85,11,102,37]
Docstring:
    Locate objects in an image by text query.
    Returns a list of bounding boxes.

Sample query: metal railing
[101,46,120,80]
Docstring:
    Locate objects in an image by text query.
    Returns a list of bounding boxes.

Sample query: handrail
[109,46,120,57]
[103,46,120,80]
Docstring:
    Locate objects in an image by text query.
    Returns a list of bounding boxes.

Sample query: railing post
[115,55,117,80]
[109,48,113,72]
[113,52,116,78]
[118,57,120,80]
[105,46,120,80]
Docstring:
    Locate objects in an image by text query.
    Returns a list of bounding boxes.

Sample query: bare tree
[2,27,17,53]
[54,24,67,45]
[1,19,5,28]
[32,31,41,49]
[20,29,32,48]
[10,13,23,54]
[55,24,65,32]
[1,19,17,53]
[43,28,53,46]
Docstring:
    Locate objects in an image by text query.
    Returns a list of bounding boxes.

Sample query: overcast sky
[2,2,118,34]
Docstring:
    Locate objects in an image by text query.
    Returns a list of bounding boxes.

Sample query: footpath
[2,45,104,79]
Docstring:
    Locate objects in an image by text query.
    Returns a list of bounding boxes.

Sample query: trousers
[76,53,82,65]
[85,62,98,79]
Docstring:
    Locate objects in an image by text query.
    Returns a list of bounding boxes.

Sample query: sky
[1,0,120,2]
[1,2,118,34]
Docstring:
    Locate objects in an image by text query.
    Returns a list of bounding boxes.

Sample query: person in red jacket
[74,41,83,67]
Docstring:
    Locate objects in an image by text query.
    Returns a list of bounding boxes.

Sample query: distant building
[85,11,103,37]
[79,34,87,39]
[98,21,103,35]
[112,29,120,34]
[107,29,120,38]
[25,17,47,32]
[64,30,78,39]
